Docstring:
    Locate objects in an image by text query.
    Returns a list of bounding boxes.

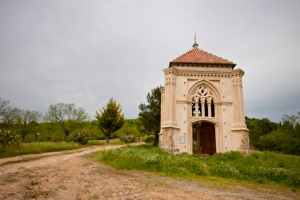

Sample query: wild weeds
[95,145,300,188]
[206,151,300,187]
[95,144,206,177]
[0,142,82,158]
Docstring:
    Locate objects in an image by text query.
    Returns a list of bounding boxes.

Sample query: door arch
[192,121,216,156]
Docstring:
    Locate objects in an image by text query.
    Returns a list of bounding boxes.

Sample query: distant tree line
[0,97,152,145]
[2,91,299,155]
[246,112,300,155]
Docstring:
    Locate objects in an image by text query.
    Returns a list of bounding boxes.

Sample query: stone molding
[165,76,176,85]
[232,79,243,87]
[164,66,245,78]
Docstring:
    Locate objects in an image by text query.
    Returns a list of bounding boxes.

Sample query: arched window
[191,86,216,118]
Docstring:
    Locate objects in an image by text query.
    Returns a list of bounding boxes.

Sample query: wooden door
[200,122,216,155]
[192,122,216,156]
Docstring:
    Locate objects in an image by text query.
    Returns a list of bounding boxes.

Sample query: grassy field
[94,144,300,188]
[0,139,124,158]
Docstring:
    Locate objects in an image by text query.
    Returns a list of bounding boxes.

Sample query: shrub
[0,129,20,148]
[119,134,135,143]
[70,129,90,145]
[144,135,155,143]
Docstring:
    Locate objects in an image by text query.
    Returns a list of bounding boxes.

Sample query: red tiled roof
[169,47,236,68]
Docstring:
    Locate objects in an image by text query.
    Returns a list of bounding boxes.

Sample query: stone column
[200,97,205,117]
[231,70,246,127]
[195,97,199,117]
[208,102,212,117]
[160,87,166,126]
[163,68,177,126]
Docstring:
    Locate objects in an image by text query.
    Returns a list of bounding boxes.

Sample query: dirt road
[0,144,298,200]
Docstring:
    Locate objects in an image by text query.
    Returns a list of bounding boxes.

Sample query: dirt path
[0,144,298,200]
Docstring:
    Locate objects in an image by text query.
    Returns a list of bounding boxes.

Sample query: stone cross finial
[193,33,198,48]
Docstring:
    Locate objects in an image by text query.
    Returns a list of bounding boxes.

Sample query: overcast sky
[0,0,299,123]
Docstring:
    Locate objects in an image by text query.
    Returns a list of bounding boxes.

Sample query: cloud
[0,0,299,122]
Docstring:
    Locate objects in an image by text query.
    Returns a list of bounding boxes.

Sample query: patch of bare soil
[0,143,299,200]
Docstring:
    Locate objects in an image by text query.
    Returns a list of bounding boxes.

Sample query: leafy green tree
[258,112,300,155]
[138,86,161,146]
[246,117,278,149]
[95,98,125,144]
[44,103,89,141]
[259,129,300,155]
[115,119,141,135]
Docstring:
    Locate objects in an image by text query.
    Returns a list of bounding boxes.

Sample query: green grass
[94,144,300,188]
[206,151,300,187]
[0,142,83,158]
[0,138,124,158]
[94,144,206,177]
[86,138,124,146]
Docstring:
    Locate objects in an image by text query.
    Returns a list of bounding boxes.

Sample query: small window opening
[205,99,208,117]
[211,99,215,117]
[198,99,201,116]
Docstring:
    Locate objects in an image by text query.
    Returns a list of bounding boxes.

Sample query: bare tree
[44,103,89,141]
[0,99,42,141]
[2,107,21,126]
[16,110,42,142]
[0,98,10,122]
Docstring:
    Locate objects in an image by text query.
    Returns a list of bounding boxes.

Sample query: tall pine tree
[95,98,125,144]
[139,86,161,146]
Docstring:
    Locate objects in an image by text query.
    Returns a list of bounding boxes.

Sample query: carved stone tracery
[191,85,215,117]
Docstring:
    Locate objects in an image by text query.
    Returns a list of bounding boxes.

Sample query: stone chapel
[159,41,250,156]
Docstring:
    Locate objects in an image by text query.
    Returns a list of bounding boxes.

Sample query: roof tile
[169,47,236,68]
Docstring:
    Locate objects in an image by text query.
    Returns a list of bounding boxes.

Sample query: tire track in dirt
[0,143,298,200]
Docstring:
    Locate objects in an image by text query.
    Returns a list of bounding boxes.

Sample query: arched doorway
[192,121,216,156]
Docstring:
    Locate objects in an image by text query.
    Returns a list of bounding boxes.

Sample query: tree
[281,112,300,139]
[0,98,10,121]
[95,98,125,144]
[1,107,20,126]
[138,86,161,146]
[44,103,89,141]
[246,117,278,148]
[16,110,42,142]
[0,99,42,141]
[258,112,300,155]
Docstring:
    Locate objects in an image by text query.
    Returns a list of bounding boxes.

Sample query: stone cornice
[163,67,245,78]
[163,67,178,75]
[230,68,245,77]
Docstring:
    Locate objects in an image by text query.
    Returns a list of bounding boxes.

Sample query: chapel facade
[159,42,250,156]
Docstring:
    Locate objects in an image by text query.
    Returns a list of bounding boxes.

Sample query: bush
[144,135,155,143]
[0,129,20,148]
[69,129,90,145]
[119,134,135,143]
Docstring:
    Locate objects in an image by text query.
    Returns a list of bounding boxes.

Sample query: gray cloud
[0,0,299,122]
